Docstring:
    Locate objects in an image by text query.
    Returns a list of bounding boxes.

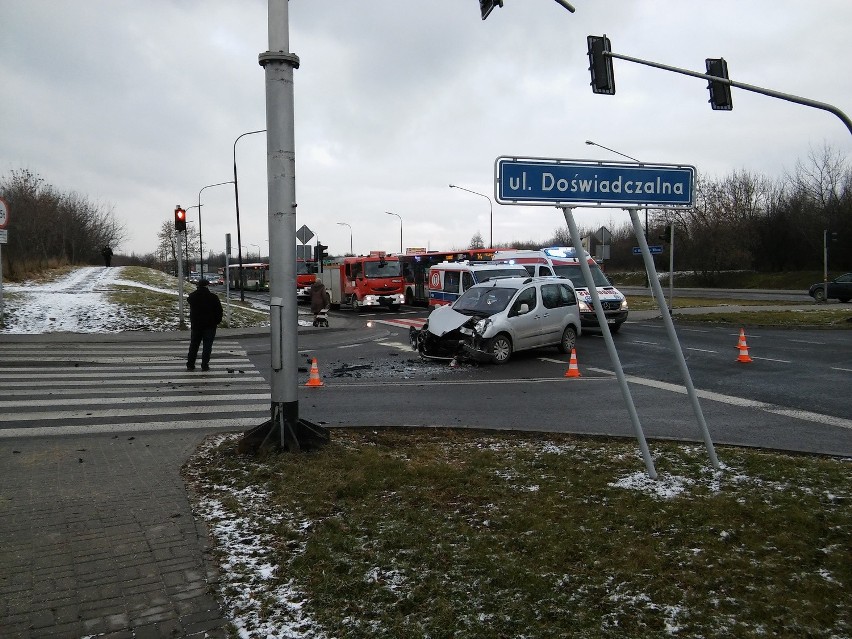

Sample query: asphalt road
[235,306,852,459]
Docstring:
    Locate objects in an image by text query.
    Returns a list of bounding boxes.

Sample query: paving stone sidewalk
[0,431,231,639]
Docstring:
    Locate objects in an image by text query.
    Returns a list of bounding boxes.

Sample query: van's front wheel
[487,334,512,365]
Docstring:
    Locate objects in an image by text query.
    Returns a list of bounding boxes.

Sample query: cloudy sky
[2,1,850,259]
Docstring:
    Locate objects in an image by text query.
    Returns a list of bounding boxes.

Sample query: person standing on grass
[187,278,223,371]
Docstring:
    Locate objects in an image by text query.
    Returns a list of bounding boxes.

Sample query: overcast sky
[2,1,850,259]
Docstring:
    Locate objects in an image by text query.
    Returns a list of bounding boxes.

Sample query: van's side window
[540,266,553,276]
[443,271,460,294]
[523,265,535,276]
[462,272,475,291]
[511,286,537,315]
[542,283,576,308]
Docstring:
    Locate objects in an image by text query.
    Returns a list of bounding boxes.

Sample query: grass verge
[183,428,851,639]
[109,266,269,329]
[626,296,852,328]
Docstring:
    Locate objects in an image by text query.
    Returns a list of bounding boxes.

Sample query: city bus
[226,262,269,291]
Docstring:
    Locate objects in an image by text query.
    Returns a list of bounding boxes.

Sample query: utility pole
[241,0,328,453]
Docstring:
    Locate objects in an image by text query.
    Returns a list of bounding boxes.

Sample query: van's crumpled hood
[426,305,476,336]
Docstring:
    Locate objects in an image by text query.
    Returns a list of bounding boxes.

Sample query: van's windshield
[553,264,611,288]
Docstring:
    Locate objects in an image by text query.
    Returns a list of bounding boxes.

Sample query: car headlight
[620,298,629,310]
[578,300,593,312]
[474,318,491,334]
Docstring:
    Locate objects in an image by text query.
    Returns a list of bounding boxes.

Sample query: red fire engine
[296,259,317,301]
[320,252,405,311]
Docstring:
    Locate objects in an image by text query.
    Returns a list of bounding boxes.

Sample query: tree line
[0,169,127,279]
[546,145,851,282]
[4,146,849,283]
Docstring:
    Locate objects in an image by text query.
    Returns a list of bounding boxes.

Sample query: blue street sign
[633,245,664,255]
[495,156,695,207]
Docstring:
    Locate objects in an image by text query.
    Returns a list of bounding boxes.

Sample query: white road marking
[586,366,852,430]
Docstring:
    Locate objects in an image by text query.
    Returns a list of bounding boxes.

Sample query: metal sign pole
[562,206,657,480]
[628,208,719,469]
[668,224,675,313]
[225,233,232,327]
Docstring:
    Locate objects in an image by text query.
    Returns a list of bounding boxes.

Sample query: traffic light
[659,223,673,243]
[480,0,503,20]
[587,35,615,95]
[705,58,733,111]
[174,206,187,231]
[314,242,328,263]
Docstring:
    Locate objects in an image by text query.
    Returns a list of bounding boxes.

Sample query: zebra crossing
[0,339,270,438]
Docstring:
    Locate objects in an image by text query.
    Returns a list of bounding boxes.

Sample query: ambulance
[491,247,629,332]
[427,261,529,308]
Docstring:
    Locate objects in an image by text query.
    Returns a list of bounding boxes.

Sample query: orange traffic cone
[736,328,753,363]
[305,357,324,386]
[564,348,581,378]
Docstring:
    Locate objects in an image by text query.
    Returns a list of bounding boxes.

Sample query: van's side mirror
[517,303,530,315]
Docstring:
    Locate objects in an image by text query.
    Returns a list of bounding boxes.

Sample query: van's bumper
[580,310,628,328]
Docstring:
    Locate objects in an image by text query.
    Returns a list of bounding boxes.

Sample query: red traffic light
[174,206,187,231]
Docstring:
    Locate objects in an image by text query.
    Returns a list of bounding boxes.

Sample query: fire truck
[296,259,317,301]
[320,252,405,312]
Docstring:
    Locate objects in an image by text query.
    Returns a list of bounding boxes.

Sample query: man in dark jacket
[187,279,224,371]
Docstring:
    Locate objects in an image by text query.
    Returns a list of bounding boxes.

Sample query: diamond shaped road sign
[296,224,314,244]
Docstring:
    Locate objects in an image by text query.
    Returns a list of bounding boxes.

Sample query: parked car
[808,273,852,303]
[409,276,581,364]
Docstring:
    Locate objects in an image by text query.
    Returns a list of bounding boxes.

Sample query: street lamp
[337,222,353,255]
[185,205,201,275]
[585,139,652,285]
[233,129,266,302]
[385,211,402,254]
[584,140,641,163]
[198,181,234,279]
[449,184,493,249]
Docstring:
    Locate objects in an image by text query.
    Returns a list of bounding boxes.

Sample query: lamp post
[449,184,493,248]
[584,139,641,164]
[198,181,234,279]
[184,206,200,275]
[337,222,353,255]
[585,139,653,287]
[385,211,402,254]
[233,129,266,302]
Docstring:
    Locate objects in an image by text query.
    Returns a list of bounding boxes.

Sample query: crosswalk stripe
[0,418,268,439]
[0,340,269,436]
[371,318,426,329]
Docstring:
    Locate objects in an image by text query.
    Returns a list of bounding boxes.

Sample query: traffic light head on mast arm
[706,58,733,111]
[479,0,503,20]
[174,206,187,231]
[587,35,615,95]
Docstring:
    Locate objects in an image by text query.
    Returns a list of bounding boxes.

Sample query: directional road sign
[633,245,664,255]
[495,156,695,207]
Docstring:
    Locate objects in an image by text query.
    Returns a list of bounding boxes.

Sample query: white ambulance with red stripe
[427,261,529,308]
[491,247,628,332]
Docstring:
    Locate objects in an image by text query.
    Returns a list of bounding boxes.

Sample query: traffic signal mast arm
[598,46,852,135]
